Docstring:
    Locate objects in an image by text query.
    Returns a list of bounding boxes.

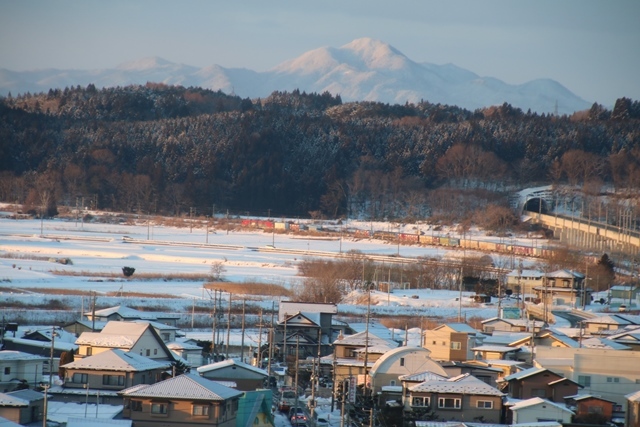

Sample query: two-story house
[120,373,243,427]
[404,373,504,423]
[54,348,171,404]
[0,351,47,392]
[498,366,581,403]
[75,321,178,362]
[422,323,482,362]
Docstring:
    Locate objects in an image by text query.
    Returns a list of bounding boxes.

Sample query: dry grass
[203,281,292,298]
[50,270,211,281]
[0,286,178,299]
[1,252,51,262]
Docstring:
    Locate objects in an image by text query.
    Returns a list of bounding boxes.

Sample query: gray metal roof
[120,373,243,400]
[62,348,172,372]
[409,373,504,396]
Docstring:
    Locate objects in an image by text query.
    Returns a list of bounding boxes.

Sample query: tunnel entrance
[523,197,549,214]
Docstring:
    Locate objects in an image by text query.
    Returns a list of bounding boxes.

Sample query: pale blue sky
[1,0,638,106]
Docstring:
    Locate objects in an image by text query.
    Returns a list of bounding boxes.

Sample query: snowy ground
[0,214,527,325]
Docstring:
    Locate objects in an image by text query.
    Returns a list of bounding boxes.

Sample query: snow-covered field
[0,213,541,324]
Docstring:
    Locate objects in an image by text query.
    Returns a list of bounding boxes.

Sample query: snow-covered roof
[436,323,478,334]
[502,367,549,382]
[0,350,47,361]
[0,389,43,406]
[580,337,631,350]
[409,373,503,396]
[508,269,543,278]
[133,319,179,330]
[197,359,268,377]
[626,390,640,402]
[66,418,132,427]
[0,415,23,427]
[472,345,521,353]
[354,344,393,354]
[87,304,179,319]
[334,330,398,348]
[399,371,448,382]
[510,397,573,414]
[167,341,202,351]
[62,349,172,372]
[75,321,153,348]
[548,269,583,279]
[2,336,78,352]
[120,373,243,400]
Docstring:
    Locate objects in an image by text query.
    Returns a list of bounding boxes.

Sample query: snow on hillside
[0,38,591,115]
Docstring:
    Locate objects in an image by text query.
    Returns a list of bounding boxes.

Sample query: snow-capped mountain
[0,38,591,115]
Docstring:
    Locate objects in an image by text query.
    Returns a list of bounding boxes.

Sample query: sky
[1,1,639,108]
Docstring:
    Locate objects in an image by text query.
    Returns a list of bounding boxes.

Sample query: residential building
[0,351,47,392]
[85,304,180,327]
[509,397,573,424]
[404,373,504,423]
[167,341,204,367]
[564,394,616,423]
[535,346,640,407]
[54,348,171,404]
[422,323,482,362]
[0,389,44,425]
[626,390,640,427]
[582,313,640,335]
[75,321,178,362]
[236,389,274,427]
[438,361,501,386]
[197,359,268,391]
[120,373,243,427]
[370,347,448,395]
[498,366,580,403]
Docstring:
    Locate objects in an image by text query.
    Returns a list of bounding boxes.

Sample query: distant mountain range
[0,38,592,115]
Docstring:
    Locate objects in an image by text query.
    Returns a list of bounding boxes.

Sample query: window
[151,403,168,415]
[86,347,92,356]
[476,400,493,409]
[389,380,396,386]
[400,358,405,367]
[412,397,430,407]
[438,398,461,409]
[102,375,125,386]
[146,349,151,356]
[450,341,461,350]
[432,341,436,345]
[254,417,260,425]
[442,341,446,346]
[607,377,620,383]
[72,373,88,384]
[131,400,142,412]
[154,349,158,355]
[578,375,591,387]
[3,367,10,375]
[588,406,603,414]
[192,405,210,416]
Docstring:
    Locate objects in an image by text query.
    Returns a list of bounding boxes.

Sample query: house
[564,394,616,423]
[0,351,47,392]
[120,373,243,427]
[471,344,522,361]
[509,397,573,424]
[327,330,398,385]
[275,302,337,360]
[63,319,107,336]
[438,361,501,386]
[535,346,640,407]
[610,285,640,301]
[369,347,448,396]
[608,326,640,350]
[498,366,580,403]
[0,389,44,425]
[197,359,268,391]
[85,304,180,327]
[167,341,204,367]
[625,390,640,427]
[236,389,274,427]
[506,269,589,308]
[54,348,172,404]
[582,314,640,335]
[422,323,482,362]
[0,326,78,360]
[404,373,504,423]
[75,321,178,362]
[481,317,544,334]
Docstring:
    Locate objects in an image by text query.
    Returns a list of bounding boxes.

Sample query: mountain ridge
[0,38,591,115]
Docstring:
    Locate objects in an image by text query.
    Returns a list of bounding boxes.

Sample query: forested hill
[0,84,639,220]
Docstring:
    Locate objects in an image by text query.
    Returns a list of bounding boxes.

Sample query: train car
[449,238,460,247]
[399,233,420,243]
[354,229,372,238]
[496,243,508,253]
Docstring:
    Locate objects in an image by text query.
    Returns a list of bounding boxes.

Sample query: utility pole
[240,299,246,363]
[225,293,232,359]
[257,309,263,368]
[212,290,217,361]
[49,326,55,387]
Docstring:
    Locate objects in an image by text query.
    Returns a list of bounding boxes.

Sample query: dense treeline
[0,83,639,219]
